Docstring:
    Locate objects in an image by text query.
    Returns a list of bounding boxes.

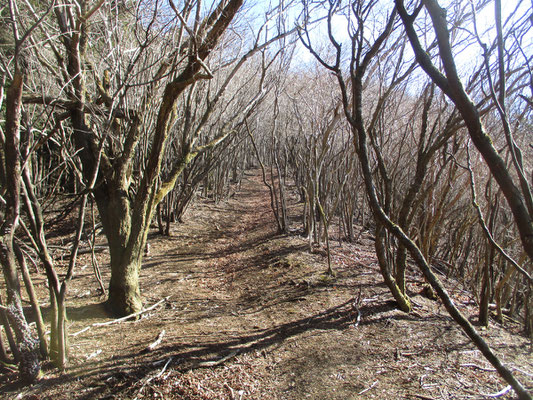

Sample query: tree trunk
[0,327,8,363]
[479,245,494,327]
[5,293,40,383]
[0,68,41,382]
[375,225,412,312]
[107,247,143,316]
[14,244,48,357]
[0,295,19,362]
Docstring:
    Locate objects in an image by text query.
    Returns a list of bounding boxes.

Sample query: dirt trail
[3,172,532,399]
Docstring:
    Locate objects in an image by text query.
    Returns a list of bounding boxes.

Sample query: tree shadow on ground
[65,301,112,322]
[23,300,111,326]
[14,298,452,400]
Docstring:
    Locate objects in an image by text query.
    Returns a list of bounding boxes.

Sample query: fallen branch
[357,380,378,395]
[224,383,235,399]
[461,361,532,379]
[86,349,102,360]
[143,329,166,353]
[460,363,497,372]
[195,349,239,368]
[71,297,169,337]
[513,367,533,378]
[134,356,173,400]
[484,385,512,398]
[412,395,436,400]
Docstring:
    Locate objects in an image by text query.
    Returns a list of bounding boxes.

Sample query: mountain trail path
[3,171,532,399]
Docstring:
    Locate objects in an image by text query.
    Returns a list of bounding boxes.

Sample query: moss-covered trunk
[95,188,148,317]
[107,247,143,316]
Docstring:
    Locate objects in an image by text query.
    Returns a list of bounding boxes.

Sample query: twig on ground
[512,367,533,378]
[412,395,436,400]
[460,363,497,372]
[143,329,166,353]
[357,380,378,395]
[86,349,102,360]
[195,349,239,368]
[133,356,173,400]
[71,297,169,337]
[484,385,512,398]
[224,383,235,399]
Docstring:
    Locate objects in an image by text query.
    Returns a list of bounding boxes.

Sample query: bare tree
[19,0,254,316]
[299,0,531,397]
[396,0,533,263]
[0,0,57,382]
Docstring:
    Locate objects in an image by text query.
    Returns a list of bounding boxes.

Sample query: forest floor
[1,171,532,400]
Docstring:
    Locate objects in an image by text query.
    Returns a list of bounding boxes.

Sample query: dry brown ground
[1,171,532,400]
